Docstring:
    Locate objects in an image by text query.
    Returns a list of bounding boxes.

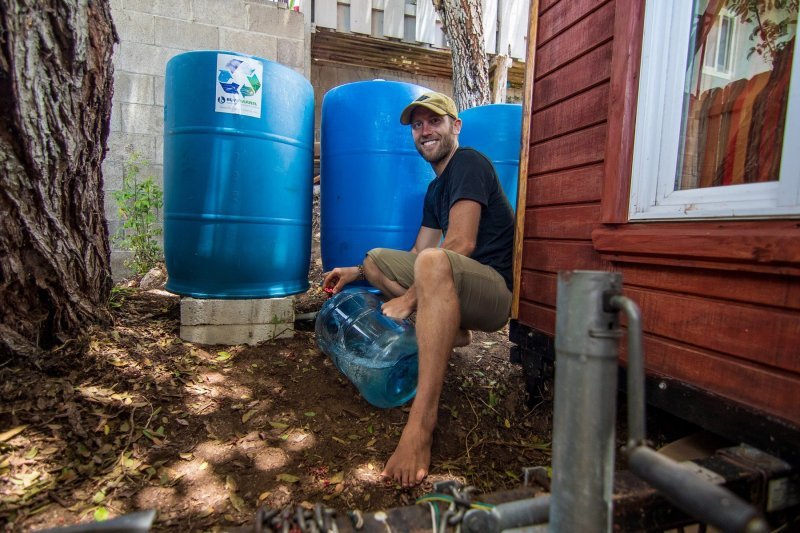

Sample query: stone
[140,267,168,290]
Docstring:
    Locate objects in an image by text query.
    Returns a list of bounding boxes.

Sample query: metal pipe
[461,495,550,532]
[608,295,646,448]
[550,270,623,533]
[627,446,770,533]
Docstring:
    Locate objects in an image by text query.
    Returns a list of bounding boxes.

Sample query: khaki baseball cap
[399,92,459,125]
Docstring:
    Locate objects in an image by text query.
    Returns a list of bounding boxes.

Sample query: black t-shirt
[421,148,514,290]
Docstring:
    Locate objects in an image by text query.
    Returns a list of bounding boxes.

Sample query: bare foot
[380,424,433,487]
[453,329,472,348]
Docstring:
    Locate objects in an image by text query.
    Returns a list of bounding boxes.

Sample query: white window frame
[629,0,800,221]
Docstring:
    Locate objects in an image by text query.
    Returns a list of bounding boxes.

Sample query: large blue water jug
[320,80,434,275]
[163,50,314,298]
[315,288,418,408]
[458,104,522,212]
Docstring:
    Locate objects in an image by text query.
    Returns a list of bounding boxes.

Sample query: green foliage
[112,153,163,275]
[726,0,797,64]
[108,286,135,309]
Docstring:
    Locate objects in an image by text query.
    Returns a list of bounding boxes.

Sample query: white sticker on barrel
[214,53,263,118]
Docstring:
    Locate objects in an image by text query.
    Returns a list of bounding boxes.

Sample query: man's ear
[452,118,463,134]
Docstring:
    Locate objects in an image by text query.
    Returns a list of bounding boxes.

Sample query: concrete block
[181,297,294,326]
[115,71,155,104]
[109,102,122,132]
[125,0,193,20]
[155,135,164,165]
[247,3,304,39]
[154,17,219,50]
[153,75,165,106]
[111,249,134,281]
[219,29,277,60]
[107,131,157,162]
[277,38,304,69]
[180,323,295,345]
[192,0,247,28]
[102,159,125,191]
[104,193,120,223]
[120,102,163,135]
[113,10,155,44]
[115,41,181,76]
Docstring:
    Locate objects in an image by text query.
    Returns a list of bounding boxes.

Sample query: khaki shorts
[365,248,511,332]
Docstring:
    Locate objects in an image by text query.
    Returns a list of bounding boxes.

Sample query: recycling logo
[214,53,264,118]
[218,57,262,97]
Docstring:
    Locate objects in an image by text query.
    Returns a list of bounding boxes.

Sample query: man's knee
[363,252,383,283]
[415,249,453,281]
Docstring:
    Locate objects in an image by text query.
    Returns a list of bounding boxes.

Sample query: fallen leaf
[329,471,344,484]
[504,418,511,428]
[269,421,288,429]
[332,436,347,445]
[24,447,38,459]
[0,425,27,442]
[258,491,271,501]
[94,507,109,521]
[176,418,189,426]
[216,351,233,362]
[199,461,208,470]
[92,490,106,504]
[229,493,245,513]
[304,411,316,417]
[242,410,258,424]
[225,475,237,492]
[179,452,193,461]
[276,473,299,483]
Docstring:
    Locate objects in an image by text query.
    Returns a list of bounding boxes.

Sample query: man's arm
[381,200,481,320]
[410,226,442,253]
[440,200,481,255]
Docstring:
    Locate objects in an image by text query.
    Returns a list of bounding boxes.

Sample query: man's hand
[322,266,360,294]
[381,294,416,320]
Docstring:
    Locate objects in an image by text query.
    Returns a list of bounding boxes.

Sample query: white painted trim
[629,0,800,221]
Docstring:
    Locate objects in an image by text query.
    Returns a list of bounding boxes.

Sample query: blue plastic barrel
[458,104,522,212]
[320,80,434,273]
[163,50,314,298]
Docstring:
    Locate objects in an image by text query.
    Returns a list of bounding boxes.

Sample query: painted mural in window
[678,0,797,191]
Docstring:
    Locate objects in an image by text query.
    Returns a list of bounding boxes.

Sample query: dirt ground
[0,223,557,531]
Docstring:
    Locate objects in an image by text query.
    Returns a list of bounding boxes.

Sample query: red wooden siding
[516,0,800,428]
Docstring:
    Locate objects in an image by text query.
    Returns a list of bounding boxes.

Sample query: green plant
[112,153,164,275]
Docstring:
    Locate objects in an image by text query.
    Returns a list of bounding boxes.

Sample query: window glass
[677,0,797,191]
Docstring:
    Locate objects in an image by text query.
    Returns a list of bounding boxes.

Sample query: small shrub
[113,153,163,276]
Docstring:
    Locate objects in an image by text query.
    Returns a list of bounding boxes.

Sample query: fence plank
[483,0,498,53]
[350,0,372,34]
[383,0,405,39]
[499,0,527,58]
[416,0,437,44]
[315,0,337,29]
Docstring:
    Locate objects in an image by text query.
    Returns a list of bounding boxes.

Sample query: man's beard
[415,131,457,165]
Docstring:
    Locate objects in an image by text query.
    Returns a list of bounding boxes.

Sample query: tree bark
[433,0,491,111]
[490,53,512,103]
[0,0,116,368]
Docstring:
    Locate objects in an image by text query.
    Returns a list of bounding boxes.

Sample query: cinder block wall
[105,0,309,279]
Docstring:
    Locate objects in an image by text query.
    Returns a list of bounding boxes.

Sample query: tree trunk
[0,0,116,368]
[433,0,491,111]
